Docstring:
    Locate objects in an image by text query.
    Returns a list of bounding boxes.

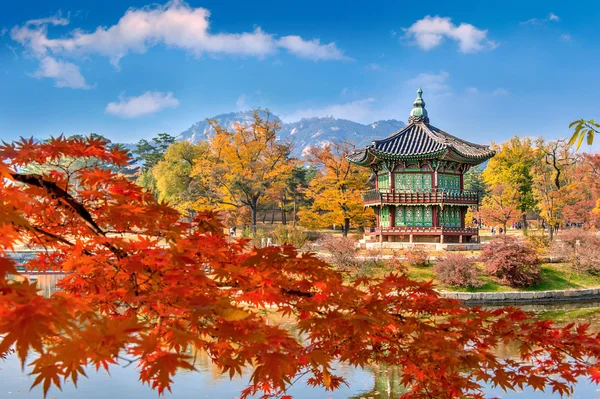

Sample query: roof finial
[408,88,429,124]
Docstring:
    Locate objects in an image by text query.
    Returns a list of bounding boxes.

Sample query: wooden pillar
[390,205,396,228]
[432,206,439,227]
[459,235,463,243]
[440,234,444,244]
[409,234,413,243]
[375,206,380,228]
[461,208,465,228]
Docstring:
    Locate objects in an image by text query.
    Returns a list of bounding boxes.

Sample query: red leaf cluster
[1,136,600,399]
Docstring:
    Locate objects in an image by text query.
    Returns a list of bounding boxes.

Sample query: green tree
[133,133,176,193]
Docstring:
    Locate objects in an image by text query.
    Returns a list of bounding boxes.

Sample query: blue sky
[1,0,599,148]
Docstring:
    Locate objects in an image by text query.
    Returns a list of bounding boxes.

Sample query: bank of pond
[3,270,600,398]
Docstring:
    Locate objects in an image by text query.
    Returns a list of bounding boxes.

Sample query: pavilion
[347,88,495,249]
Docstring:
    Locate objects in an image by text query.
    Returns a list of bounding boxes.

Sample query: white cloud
[105,91,179,118]
[560,33,571,42]
[493,88,509,96]
[405,71,450,94]
[278,36,348,61]
[403,16,497,53]
[466,87,479,94]
[32,56,91,89]
[236,94,247,110]
[521,13,560,25]
[284,98,377,123]
[10,1,347,87]
[0,28,7,37]
[365,63,382,71]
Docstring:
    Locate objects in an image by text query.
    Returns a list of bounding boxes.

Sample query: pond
[3,273,600,398]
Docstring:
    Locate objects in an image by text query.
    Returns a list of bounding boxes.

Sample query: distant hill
[178,110,405,157]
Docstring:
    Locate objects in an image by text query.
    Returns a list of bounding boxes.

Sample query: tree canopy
[2,136,600,398]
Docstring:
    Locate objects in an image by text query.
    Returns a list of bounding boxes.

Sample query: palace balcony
[366,226,479,236]
[361,188,479,206]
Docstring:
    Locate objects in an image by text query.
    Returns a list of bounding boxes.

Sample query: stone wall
[442,288,600,304]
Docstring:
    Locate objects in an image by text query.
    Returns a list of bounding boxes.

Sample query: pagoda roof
[347,89,495,166]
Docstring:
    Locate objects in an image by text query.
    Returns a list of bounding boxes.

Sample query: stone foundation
[362,241,481,251]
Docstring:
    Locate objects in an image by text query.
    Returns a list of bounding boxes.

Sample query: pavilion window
[394,205,432,227]
[394,173,432,191]
[438,174,460,191]
[380,206,390,227]
[439,206,461,227]
[378,174,390,191]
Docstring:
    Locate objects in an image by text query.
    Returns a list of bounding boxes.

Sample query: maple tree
[478,183,522,232]
[3,136,600,399]
[298,141,373,236]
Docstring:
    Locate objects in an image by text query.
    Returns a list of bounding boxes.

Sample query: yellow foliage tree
[298,142,373,236]
[192,110,295,229]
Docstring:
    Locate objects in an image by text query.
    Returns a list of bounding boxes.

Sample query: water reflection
[3,272,600,398]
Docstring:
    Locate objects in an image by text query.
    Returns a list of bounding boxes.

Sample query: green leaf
[588,130,595,145]
[577,130,586,150]
[569,119,581,129]
[568,131,579,146]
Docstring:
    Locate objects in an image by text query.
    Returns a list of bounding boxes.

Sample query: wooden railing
[366,226,478,235]
[362,188,479,205]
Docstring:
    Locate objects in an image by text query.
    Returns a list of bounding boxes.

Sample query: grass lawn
[356,261,600,293]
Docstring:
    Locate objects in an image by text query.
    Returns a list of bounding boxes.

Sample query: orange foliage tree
[298,141,373,236]
[479,184,522,232]
[3,136,600,399]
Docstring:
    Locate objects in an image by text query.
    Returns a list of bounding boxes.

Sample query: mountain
[178,110,405,157]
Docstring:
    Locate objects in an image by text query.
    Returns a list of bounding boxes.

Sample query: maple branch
[11,173,127,259]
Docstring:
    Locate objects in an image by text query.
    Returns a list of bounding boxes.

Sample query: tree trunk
[292,196,297,228]
[251,197,259,232]
[522,213,528,232]
[281,198,287,225]
[270,202,276,224]
[343,217,350,237]
[548,224,554,241]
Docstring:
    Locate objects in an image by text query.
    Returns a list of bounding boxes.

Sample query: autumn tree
[561,153,600,227]
[298,142,373,236]
[484,136,537,230]
[191,110,295,229]
[152,141,208,212]
[479,183,522,232]
[532,139,577,240]
[4,136,600,399]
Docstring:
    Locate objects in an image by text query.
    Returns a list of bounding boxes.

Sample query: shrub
[403,246,429,268]
[551,229,600,275]
[525,232,551,255]
[317,234,358,270]
[480,236,541,287]
[271,225,309,249]
[355,250,386,278]
[434,254,482,288]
